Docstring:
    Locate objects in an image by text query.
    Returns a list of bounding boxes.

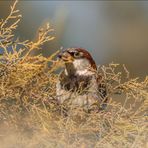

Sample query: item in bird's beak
[58,51,74,62]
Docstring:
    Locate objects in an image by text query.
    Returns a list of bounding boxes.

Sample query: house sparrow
[56,48,107,111]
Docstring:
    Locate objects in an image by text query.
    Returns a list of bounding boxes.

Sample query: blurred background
[0,1,148,78]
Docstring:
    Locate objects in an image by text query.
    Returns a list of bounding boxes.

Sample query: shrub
[0,1,147,147]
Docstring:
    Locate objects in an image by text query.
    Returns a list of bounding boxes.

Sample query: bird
[56,48,108,111]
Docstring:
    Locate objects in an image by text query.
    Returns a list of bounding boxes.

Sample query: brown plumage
[56,48,107,111]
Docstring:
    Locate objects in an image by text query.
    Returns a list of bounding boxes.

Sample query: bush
[0,1,147,147]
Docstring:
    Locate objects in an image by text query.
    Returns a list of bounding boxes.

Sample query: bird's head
[58,48,97,76]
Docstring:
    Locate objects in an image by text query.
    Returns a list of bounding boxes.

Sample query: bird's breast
[60,75,92,93]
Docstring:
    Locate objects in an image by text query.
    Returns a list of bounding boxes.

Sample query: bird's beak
[57,51,74,62]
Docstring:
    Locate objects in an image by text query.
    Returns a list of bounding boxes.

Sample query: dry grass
[0,1,147,148]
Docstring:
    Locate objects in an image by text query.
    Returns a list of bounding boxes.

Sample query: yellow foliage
[0,1,147,148]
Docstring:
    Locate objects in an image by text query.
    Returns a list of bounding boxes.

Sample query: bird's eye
[74,52,82,58]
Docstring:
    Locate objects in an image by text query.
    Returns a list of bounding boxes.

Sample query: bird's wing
[97,74,108,110]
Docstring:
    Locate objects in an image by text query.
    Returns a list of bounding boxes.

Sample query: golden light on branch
[0,1,147,148]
